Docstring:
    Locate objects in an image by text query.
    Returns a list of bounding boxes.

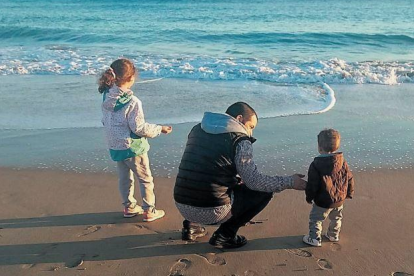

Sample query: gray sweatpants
[116,153,155,210]
[309,204,344,240]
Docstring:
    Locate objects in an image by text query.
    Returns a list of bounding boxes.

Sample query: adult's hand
[291,174,306,190]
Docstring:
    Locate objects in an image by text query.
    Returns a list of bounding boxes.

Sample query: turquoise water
[1,0,414,130]
[1,0,413,83]
[1,1,414,172]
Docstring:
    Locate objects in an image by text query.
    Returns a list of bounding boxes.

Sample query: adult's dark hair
[225,102,258,121]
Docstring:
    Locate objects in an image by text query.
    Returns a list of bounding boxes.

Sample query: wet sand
[0,167,413,276]
[1,77,413,177]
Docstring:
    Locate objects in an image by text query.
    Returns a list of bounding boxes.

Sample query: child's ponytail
[98,59,136,94]
[98,67,117,94]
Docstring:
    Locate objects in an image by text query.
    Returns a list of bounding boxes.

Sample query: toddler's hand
[291,174,306,190]
[161,126,172,134]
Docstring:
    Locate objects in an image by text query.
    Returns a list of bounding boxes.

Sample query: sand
[1,77,414,275]
[0,167,413,276]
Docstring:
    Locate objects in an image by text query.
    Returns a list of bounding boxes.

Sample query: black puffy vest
[174,123,250,207]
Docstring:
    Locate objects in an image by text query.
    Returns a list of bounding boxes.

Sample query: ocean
[2,0,414,79]
[0,0,413,174]
[2,0,414,74]
[1,0,414,129]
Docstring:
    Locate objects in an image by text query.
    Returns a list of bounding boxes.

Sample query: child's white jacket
[101,85,161,161]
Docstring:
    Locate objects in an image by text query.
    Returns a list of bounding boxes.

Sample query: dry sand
[0,167,413,276]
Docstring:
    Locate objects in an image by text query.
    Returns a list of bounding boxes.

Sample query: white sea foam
[0,77,335,130]
[0,46,413,85]
[318,83,336,114]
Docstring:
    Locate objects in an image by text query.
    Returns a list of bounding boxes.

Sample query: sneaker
[324,233,339,242]
[302,235,322,247]
[143,209,165,222]
[182,226,208,241]
[123,205,144,218]
[209,232,247,249]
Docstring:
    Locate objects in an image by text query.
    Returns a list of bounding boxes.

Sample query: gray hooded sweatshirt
[201,111,250,136]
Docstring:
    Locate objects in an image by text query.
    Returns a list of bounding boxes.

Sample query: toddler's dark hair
[318,129,341,152]
[98,58,136,93]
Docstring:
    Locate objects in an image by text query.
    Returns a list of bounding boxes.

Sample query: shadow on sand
[0,212,307,266]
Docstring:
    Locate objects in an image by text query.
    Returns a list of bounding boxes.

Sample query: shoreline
[0,167,413,276]
[1,76,413,176]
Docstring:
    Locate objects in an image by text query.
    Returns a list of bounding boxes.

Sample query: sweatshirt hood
[102,85,133,112]
[313,152,344,174]
[201,112,249,136]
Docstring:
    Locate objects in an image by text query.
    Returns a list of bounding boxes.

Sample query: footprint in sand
[244,270,259,276]
[358,195,373,200]
[285,249,312,258]
[169,258,191,276]
[135,224,145,229]
[330,243,342,251]
[21,264,36,269]
[78,225,101,237]
[317,259,333,270]
[392,273,413,276]
[135,224,162,234]
[292,267,308,272]
[196,253,226,266]
[49,266,60,271]
[65,254,85,268]
[38,243,59,257]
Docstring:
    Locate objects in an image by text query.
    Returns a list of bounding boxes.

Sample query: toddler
[303,129,354,246]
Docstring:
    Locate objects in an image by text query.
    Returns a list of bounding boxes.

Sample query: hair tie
[108,67,116,79]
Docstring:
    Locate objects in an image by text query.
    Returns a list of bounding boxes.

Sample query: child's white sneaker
[123,205,144,218]
[324,233,339,242]
[143,208,165,222]
[303,235,322,247]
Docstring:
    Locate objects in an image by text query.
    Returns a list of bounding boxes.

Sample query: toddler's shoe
[143,208,165,222]
[324,233,339,242]
[302,235,322,247]
[123,205,144,218]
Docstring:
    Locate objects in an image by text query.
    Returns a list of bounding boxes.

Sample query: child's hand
[291,174,306,190]
[161,126,172,134]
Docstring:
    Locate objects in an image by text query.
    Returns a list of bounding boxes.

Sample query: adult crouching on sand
[174,102,307,249]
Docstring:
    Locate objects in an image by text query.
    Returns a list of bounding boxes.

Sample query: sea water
[1,0,413,78]
[1,0,413,130]
[0,0,414,174]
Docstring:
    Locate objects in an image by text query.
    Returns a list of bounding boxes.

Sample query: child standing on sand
[98,58,172,222]
[303,129,354,246]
